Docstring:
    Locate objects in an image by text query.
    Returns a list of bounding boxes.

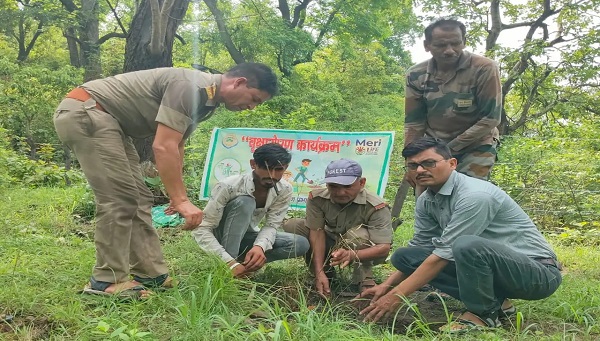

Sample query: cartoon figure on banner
[293,159,313,185]
[214,158,242,181]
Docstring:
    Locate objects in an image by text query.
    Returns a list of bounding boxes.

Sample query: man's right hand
[315,272,331,298]
[356,283,391,303]
[173,200,204,230]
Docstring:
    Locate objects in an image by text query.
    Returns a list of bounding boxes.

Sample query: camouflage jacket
[404,51,502,152]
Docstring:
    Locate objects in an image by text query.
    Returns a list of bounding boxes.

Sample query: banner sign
[200,128,395,210]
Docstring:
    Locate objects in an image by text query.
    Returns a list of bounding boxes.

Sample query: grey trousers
[214,196,309,262]
[54,98,168,284]
[391,235,562,319]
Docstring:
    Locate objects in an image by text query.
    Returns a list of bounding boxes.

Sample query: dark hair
[424,18,466,43]
[253,143,292,169]
[225,63,278,96]
[402,137,452,159]
[301,159,312,163]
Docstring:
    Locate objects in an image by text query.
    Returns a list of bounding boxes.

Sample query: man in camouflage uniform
[284,159,393,296]
[404,18,502,184]
[54,63,277,298]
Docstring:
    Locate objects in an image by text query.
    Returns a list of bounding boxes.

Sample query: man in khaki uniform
[53,63,277,298]
[284,159,393,296]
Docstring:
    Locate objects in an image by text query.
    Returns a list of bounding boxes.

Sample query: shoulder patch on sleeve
[374,203,387,210]
[205,83,216,100]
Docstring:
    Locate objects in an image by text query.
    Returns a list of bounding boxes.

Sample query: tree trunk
[123,0,190,162]
[80,0,102,81]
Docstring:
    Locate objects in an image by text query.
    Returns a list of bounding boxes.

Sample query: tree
[0,0,65,62]
[123,0,190,72]
[200,0,419,76]
[59,0,129,81]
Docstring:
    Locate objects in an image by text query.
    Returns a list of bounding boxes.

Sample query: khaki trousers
[283,218,385,283]
[54,98,168,283]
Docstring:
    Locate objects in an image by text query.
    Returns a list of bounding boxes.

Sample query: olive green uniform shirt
[404,51,502,152]
[82,68,220,139]
[305,188,393,244]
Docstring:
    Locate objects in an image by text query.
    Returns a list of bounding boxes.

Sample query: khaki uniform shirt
[305,188,393,244]
[82,68,220,139]
[404,51,502,152]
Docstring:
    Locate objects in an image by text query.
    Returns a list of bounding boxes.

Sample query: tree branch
[97,32,128,45]
[291,0,312,28]
[59,0,78,12]
[149,0,162,55]
[278,0,290,23]
[203,0,246,64]
[105,0,128,34]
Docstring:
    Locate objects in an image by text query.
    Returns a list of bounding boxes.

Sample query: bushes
[0,128,84,188]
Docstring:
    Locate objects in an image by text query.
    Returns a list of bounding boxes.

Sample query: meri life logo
[354,138,382,155]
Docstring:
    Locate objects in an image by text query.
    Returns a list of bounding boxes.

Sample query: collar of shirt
[424,171,458,199]
[426,50,473,75]
[240,172,280,205]
[319,188,368,205]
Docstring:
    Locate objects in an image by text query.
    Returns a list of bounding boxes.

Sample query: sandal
[499,304,516,318]
[439,311,501,334]
[133,274,175,290]
[81,281,150,301]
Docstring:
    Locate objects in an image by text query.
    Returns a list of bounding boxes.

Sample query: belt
[65,87,105,112]
[535,258,561,270]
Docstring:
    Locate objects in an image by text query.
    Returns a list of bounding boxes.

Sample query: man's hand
[173,200,203,230]
[359,292,403,323]
[314,272,331,298]
[232,263,248,278]
[243,246,266,272]
[355,283,391,303]
[403,172,416,188]
[330,248,357,269]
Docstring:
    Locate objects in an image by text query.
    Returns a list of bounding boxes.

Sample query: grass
[0,185,599,340]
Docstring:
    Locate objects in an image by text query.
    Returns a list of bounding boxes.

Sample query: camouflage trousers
[454,143,497,180]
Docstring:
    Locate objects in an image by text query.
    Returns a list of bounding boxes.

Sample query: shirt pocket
[452,92,477,114]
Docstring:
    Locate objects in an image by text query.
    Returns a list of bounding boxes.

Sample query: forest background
[0,0,599,340]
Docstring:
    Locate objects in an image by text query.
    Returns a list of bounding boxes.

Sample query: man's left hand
[359,293,403,323]
[330,248,357,269]
[243,246,266,272]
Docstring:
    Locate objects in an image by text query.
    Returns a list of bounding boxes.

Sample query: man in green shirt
[359,137,561,332]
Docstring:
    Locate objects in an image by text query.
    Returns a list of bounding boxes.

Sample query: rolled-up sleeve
[191,183,235,263]
[254,189,292,252]
[432,192,501,260]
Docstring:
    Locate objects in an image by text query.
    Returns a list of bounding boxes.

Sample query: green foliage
[0,128,84,188]
[492,117,600,235]
[0,55,82,152]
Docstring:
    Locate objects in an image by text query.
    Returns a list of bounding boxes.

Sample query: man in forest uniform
[192,143,309,278]
[53,63,278,298]
[359,138,561,332]
[284,159,393,296]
